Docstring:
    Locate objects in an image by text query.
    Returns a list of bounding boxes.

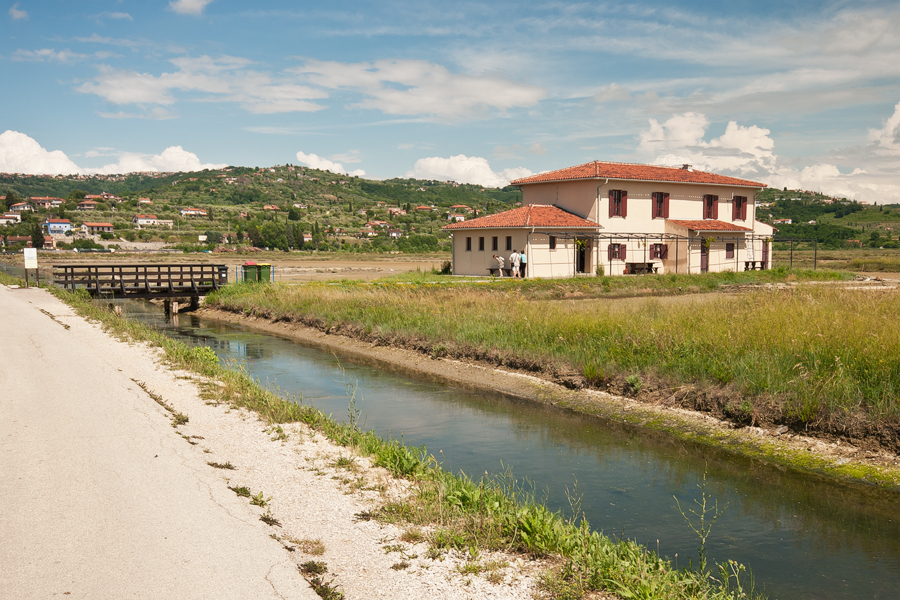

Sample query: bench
[624,262,659,275]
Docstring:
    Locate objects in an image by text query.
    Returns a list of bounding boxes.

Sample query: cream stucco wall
[450,229,595,278]
[522,179,762,235]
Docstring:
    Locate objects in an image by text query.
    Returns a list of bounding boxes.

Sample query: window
[607,243,626,260]
[726,243,735,259]
[652,192,669,219]
[733,196,747,221]
[650,243,668,260]
[549,235,557,250]
[466,237,472,251]
[703,195,719,219]
[478,236,485,251]
[492,236,498,251]
[506,236,512,251]
[608,189,628,218]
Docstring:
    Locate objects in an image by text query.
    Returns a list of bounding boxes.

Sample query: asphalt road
[0,285,316,600]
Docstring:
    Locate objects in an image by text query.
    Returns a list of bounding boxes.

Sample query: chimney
[682,164,693,171]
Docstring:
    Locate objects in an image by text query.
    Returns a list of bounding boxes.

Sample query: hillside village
[0,165,518,253]
[2,165,900,254]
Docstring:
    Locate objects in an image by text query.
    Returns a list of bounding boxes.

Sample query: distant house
[387,207,407,216]
[773,218,792,225]
[138,198,153,205]
[448,214,466,222]
[44,219,72,235]
[0,212,21,225]
[180,207,207,217]
[131,215,159,227]
[10,202,33,212]
[30,196,63,209]
[81,222,114,235]
[77,200,100,211]
[415,205,433,212]
[388,229,403,239]
[450,204,473,214]
[262,205,280,211]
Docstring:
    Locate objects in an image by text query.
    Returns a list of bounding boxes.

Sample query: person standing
[510,249,520,278]
[519,250,527,278]
[493,254,505,276]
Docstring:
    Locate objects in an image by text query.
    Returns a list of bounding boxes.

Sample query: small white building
[81,222,114,235]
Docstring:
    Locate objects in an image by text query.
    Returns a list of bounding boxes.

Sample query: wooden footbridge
[53,264,229,299]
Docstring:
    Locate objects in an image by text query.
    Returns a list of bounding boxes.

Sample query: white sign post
[23,248,38,287]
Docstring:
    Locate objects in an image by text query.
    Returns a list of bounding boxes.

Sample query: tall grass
[48,286,764,600]
[206,274,900,428]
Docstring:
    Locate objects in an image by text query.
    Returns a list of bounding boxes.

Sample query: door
[575,238,587,273]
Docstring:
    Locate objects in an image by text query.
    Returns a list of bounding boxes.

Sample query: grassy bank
[204,269,900,450]
[40,285,763,600]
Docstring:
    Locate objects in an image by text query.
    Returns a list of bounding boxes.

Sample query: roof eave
[512,176,766,189]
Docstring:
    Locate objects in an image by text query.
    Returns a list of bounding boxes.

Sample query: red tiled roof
[668,220,752,232]
[510,161,766,188]
[442,205,601,230]
[46,219,71,224]
[83,222,114,227]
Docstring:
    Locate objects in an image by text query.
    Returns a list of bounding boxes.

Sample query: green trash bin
[242,262,259,282]
[258,263,272,283]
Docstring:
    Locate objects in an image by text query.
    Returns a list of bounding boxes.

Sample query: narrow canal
[127,301,899,600]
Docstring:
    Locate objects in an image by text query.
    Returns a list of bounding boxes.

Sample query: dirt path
[0,285,543,599]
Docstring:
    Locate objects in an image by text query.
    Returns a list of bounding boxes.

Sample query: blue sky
[2,0,900,201]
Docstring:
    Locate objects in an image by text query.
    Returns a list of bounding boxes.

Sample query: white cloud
[12,48,88,62]
[87,146,227,174]
[292,59,546,121]
[0,131,80,174]
[169,0,213,16]
[295,151,365,177]
[869,100,900,152]
[77,56,328,114]
[106,12,132,21]
[406,155,531,188]
[9,3,27,20]
[637,110,900,203]
[0,130,224,176]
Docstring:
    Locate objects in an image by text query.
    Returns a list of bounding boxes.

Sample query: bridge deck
[53,264,228,299]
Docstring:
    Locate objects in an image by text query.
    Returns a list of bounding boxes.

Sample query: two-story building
[43,219,72,235]
[180,207,207,217]
[444,161,773,278]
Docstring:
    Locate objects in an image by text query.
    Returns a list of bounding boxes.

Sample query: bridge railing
[53,264,228,298]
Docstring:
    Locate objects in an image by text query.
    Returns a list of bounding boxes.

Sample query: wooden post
[172,301,179,314]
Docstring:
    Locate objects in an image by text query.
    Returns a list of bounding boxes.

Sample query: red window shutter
[608,244,614,261]
[620,245,626,260]
[712,195,718,219]
[622,191,628,218]
[609,190,615,218]
[661,244,668,259]
[741,197,747,220]
[650,244,657,259]
[663,193,670,218]
[732,197,739,221]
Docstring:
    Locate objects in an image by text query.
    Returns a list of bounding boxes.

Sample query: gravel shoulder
[0,285,544,599]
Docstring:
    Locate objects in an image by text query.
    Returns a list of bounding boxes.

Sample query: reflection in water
[124,300,900,600]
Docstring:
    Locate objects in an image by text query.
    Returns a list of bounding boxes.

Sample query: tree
[31,220,45,249]
[4,190,20,210]
[67,189,87,200]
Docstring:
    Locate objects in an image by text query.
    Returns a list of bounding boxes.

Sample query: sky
[2,0,900,202]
